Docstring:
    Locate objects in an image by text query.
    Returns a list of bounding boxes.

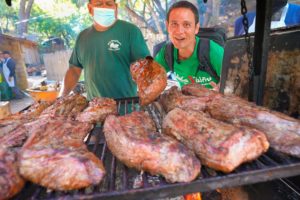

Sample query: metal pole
[250,0,273,105]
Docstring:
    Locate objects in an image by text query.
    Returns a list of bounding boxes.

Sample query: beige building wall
[43,50,72,81]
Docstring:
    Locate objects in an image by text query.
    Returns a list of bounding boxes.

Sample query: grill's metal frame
[13,97,300,200]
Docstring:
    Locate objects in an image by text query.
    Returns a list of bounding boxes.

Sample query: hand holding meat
[130,57,167,106]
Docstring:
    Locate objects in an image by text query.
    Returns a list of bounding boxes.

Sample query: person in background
[2,50,24,99]
[0,51,4,83]
[59,0,150,100]
[234,0,300,36]
[154,0,224,91]
[0,51,12,101]
[0,51,3,65]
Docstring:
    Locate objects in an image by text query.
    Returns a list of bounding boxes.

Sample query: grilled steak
[163,108,269,173]
[182,83,221,100]
[130,57,167,106]
[21,101,53,119]
[19,118,105,190]
[76,97,117,123]
[0,101,52,147]
[103,111,200,183]
[208,95,300,158]
[182,83,300,158]
[160,86,209,113]
[0,127,28,148]
[0,117,23,139]
[0,147,25,200]
[40,94,88,119]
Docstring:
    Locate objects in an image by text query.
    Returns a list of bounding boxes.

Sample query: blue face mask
[93,7,116,27]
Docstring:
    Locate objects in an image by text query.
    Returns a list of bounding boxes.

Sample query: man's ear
[165,21,169,33]
[115,4,118,18]
[195,22,200,34]
[87,3,93,16]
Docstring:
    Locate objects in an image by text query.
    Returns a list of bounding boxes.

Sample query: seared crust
[160,86,209,113]
[163,108,269,173]
[208,95,300,158]
[130,57,167,106]
[103,111,200,183]
[182,83,300,158]
[76,97,117,123]
[19,118,105,191]
[0,148,25,200]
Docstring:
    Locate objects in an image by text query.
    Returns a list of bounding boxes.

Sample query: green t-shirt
[154,36,224,89]
[70,20,150,100]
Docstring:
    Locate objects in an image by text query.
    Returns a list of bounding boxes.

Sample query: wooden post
[0,101,11,119]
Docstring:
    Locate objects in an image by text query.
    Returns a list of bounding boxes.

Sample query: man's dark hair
[3,50,11,55]
[167,1,199,24]
[89,0,116,3]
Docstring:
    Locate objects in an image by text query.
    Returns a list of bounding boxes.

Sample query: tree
[0,0,18,34]
[17,0,34,36]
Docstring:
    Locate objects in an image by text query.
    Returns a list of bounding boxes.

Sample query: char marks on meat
[163,108,269,173]
[19,118,105,190]
[0,147,25,200]
[1,95,113,194]
[0,101,53,147]
[208,95,300,158]
[181,83,221,100]
[160,86,209,113]
[130,57,167,106]
[182,83,300,158]
[76,97,117,123]
[103,111,200,183]
[40,94,88,119]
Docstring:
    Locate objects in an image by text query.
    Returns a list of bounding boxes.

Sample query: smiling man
[60,0,150,100]
[154,1,224,90]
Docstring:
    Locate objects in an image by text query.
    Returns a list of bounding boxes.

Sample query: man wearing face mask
[60,0,150,100]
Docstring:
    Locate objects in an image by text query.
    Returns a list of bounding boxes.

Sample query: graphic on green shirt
[70,20,150,100]
[154,36,224,88]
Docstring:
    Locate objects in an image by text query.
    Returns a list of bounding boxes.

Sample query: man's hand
[209,81,220,92]
[8,76,12,82]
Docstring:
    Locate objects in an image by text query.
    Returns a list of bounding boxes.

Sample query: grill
[13,97,300,200]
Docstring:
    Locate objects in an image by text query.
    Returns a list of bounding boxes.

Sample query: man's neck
[178,40,196,60]
[93,20,117,32]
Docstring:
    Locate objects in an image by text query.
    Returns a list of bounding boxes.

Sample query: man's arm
[59,66,82,97]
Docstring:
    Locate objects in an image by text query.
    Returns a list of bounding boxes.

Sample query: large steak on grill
[19,118,105,191]
[182,83,300,158]
[159,86,209,113]
[0,147,25,200]
[163,108,269,173]
[103,111,200,183]
[76,97,117,123]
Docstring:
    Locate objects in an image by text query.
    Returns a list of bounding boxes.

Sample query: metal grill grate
[13,98,300,200]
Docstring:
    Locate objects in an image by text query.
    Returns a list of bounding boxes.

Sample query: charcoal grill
[13,97,300,200]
